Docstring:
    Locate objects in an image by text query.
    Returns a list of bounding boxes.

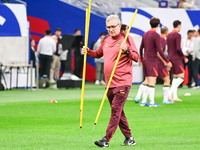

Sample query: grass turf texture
[0,83,199,150]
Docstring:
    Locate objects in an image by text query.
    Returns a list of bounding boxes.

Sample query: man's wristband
[124,49,130,54]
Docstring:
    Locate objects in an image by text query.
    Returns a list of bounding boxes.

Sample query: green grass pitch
[0,83,200,150]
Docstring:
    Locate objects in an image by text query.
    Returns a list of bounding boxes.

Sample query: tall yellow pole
[80,0,92,136]
[92,9,138,133]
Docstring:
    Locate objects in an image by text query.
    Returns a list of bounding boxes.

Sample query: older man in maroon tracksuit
[82,15,139,147]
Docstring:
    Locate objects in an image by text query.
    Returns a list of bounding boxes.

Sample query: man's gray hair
[161,26,168,34]
[106,15,121,25]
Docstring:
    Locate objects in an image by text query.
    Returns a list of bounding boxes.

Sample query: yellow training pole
[88,0,92,28]
[80,0,92,136]
[92,9,138,133]
[80,8,88,136]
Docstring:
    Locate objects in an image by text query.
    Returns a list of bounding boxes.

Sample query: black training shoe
[121,137,136,146]
[94,137,109,147]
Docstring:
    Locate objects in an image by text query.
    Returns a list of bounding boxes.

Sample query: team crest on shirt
[117,41,121,46]
[105,43,108,47]
[120,90,125,94]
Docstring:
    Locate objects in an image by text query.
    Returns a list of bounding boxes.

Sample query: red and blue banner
[2,0,107,82]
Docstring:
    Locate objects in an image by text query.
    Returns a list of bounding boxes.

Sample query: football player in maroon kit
[167,20,188,102]
[139,17,172,107]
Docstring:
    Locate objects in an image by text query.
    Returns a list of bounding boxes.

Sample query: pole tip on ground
[92,124,96,134]
[80,127,82,136]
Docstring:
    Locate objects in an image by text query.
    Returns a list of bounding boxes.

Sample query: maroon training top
[87,32,139,88]
[140,29,169,63]
[167,29,186,60]
[160,36,166,52]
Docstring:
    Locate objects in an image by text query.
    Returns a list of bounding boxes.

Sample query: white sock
[169,78,183,99]
[173,78,184,99]
[176,78,184,86]
[163,86,169,101]
[141,85,148,103]
[168,79,176,98]
[148,86,155,104]
[136,84,145,99]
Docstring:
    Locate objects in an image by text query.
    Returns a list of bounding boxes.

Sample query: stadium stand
[60,0,200,18]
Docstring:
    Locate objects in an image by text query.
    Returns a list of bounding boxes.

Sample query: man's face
[193,31,198,37]
[187,32,193,39]
[122,26,128,34]
[100,35,106,42]
[177,24,182,32]
[31,40,35,47]
[75,30,81,35]
[166,30,169,36]
[55,31,62,37]
[125,26,128,33]
[106,19,121,37]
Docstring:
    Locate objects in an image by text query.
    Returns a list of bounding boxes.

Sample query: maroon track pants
[105,85,132,141]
